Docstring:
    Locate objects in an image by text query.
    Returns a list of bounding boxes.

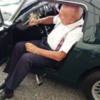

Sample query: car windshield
[0,0,38,21]
[0,0,21,21]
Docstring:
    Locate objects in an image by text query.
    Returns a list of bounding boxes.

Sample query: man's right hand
[28,18,39,26]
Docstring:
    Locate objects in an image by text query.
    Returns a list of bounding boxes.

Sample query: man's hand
[25,42,38,53]
[28,18,39,26]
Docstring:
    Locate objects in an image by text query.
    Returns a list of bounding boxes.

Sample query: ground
[0,63,86,100]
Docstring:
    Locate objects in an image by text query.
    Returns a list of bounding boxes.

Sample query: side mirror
[0,9,4,27]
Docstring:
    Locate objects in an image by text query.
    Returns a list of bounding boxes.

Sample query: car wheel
[82,71,100,100]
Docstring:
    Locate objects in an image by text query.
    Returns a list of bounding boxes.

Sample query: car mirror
[0,9,4,27]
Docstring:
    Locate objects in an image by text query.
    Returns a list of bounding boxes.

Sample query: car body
[0,0,100,100]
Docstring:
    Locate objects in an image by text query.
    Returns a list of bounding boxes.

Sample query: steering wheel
[16,3,59,32]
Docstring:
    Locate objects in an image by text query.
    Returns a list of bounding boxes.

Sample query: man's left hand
[25,42,38,53]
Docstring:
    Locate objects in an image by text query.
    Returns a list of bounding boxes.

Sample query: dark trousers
[3,38,57,90]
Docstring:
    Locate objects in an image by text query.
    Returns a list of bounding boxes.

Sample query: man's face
[58,6,77,25]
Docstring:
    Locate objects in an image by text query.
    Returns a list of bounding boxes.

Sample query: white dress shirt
[47,15,84,53]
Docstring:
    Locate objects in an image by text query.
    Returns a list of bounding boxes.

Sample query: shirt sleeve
[53,15,61,24]
[59,28,83,53]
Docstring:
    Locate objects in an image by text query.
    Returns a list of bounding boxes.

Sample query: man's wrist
[38,19,42,24]
[33,48,38,54]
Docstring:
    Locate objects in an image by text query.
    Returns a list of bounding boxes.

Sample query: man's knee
[15,42,25,49]
[13,42,26,54]
[21,53,34,63]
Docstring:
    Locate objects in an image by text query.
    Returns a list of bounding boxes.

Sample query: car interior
[12,3,58,44]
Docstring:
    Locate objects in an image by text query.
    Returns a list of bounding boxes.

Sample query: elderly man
[0,5,84,100]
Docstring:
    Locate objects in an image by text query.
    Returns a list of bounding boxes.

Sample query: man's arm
[36,48,67,61]
[38,16,54,24]
[29,16,54,26]
[25,43,67,61]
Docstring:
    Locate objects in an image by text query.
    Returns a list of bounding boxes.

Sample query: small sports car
[0,0,100,100]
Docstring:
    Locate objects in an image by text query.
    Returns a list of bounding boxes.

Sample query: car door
[0,0,39,64]
[0,9,8,64]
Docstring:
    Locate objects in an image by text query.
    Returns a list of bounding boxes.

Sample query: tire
[81,71,100,100]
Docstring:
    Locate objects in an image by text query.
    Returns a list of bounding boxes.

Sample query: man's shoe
[0,90,13,100]
[0,81,6,90]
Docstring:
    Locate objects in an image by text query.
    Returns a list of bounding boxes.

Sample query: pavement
[0,63,86,100]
